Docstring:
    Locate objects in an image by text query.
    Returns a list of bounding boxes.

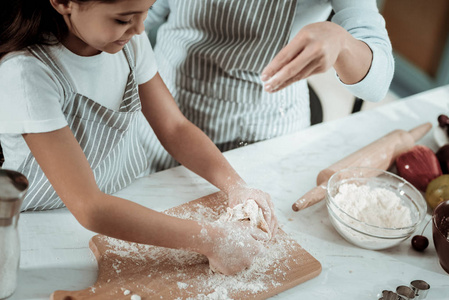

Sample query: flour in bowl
[333,183,412,228]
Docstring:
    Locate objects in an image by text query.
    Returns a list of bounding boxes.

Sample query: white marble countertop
[11,86,449,300]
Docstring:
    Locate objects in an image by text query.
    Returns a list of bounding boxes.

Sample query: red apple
[396,145,442,191]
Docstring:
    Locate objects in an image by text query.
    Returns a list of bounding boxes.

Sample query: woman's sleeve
[0,54,67,134]
[331,0,395,102]
[144,0,171,33]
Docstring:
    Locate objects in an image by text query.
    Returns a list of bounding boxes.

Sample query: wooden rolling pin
[292,122,432,211]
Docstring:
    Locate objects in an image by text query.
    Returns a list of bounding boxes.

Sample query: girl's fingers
[249,227,271,241]
[256,192,278,237]
[260,203,272,229]
[227,188,278,238]
[270,214,279,237]
[255,197,278,238]
[265,197,277,236]
[259,197,274,229]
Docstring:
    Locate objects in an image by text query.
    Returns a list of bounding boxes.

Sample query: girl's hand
[226,185,278,238]
[261,21,356,93]
[201,222,266,275]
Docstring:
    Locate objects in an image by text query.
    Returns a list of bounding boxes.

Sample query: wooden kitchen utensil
[292,122,432,212]
[51,192,321,300]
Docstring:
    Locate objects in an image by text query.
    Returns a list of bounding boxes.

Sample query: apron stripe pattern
[19,44,175,211]
[154,0,310,152]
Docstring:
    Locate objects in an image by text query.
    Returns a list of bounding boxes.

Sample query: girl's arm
[22,127,263,275]
[139,74,244,194]
[139,74,278,235]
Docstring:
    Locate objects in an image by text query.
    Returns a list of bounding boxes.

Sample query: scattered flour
[177,282,189,289]
[100,202,302,299]
[333,183,412,228]
[191,286,231,300]
[124,289,131,295]
[130,295,141,300]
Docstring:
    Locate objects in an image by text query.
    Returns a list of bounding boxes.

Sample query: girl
[0,0,278,275]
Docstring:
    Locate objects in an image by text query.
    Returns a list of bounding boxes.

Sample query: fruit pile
[395,115,449,251]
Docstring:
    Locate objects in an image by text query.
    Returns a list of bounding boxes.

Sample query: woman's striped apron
[153,0,310,152]
[19,44,175,211]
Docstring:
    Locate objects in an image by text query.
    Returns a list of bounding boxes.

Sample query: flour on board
[96,201,303,299]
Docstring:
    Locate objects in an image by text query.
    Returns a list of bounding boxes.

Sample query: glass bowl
[326,167,427,250]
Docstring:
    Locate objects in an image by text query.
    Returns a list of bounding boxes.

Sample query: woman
[144,0,394,155]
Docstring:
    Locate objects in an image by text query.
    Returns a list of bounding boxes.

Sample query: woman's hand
[261,21,372,93]
[200,222,266,275]
[226,185,278,238]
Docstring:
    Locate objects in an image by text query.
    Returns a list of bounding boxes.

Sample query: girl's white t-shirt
[0,33,158,170]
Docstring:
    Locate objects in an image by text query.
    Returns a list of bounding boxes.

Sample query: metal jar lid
[0,169,29,220]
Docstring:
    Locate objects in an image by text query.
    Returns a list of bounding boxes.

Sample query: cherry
[411,235,429,251]
[411,218,431,252]
[438,114,449,128]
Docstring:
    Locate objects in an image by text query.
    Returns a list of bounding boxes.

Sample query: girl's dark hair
[0,0,115,60]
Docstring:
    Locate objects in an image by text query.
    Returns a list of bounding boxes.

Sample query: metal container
[396,285,415,300]
[0,169,28,299]
[410,280,430,300]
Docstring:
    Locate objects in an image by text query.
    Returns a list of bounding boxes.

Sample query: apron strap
[122,44,136,72]
[27,44,75,96]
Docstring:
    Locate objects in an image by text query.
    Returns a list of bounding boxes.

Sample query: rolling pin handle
[292,184,327,211]
[409,122,432,142]
[292,122,432,213]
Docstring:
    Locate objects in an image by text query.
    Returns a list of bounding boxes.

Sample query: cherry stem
[420,218,432,235]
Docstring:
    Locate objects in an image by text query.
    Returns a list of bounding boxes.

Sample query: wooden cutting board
[51,192,321,300]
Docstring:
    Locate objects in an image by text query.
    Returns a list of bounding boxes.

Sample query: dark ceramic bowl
[432,200,449,274]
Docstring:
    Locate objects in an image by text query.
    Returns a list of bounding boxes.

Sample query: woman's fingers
[270,62,321,93]
[263,46,319,92]
[262,21,345,92]
[261,38,304,82]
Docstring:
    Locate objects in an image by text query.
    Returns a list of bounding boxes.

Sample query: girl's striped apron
[19,44,175,211]
[153,0,310,152]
